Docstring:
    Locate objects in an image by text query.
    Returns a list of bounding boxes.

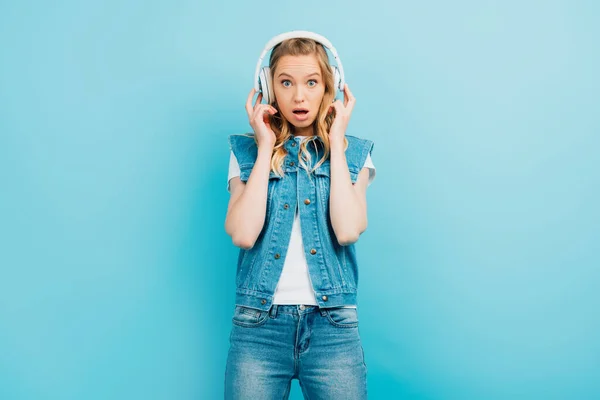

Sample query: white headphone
[254,30,345,104]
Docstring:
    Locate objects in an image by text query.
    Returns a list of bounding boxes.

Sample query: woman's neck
[293,125,315,137]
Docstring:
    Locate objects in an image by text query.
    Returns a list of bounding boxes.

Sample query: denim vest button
[261,299,267,305]
[289,161,295,166]
[291,141,296,147]
[284,203,289,209]
[310,249,317,255]
[304,199,311,205]
[274,253,280,259]
[322,295,328,301]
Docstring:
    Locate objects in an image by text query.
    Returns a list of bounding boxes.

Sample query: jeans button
[299,305,305,310]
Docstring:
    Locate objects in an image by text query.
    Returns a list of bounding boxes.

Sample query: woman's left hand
[328,84,355,144]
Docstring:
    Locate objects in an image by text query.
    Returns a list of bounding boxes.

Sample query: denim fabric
[228,134,375,312]
[224,304,368,399]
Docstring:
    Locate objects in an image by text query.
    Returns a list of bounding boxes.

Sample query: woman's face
[272,54,325,136]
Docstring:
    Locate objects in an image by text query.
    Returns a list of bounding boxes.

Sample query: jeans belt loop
[269,304,278,318]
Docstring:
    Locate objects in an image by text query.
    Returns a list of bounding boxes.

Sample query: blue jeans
[224,304,368,399]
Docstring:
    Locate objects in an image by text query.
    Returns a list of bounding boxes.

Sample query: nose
[293,87,306,103]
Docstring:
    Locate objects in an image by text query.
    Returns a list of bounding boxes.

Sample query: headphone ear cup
[331,66,341,99]
[258,66,274,104]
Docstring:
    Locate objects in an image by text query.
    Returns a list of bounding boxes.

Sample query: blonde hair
[257,38,349,177]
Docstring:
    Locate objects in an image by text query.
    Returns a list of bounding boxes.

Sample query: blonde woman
[224,31,375,399]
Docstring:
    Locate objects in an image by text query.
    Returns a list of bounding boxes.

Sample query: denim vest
[228,133,375,311]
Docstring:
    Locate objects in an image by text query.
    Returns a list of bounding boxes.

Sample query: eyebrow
[277,72,321,79]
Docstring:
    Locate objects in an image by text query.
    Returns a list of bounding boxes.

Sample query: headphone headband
[253,30,345,93]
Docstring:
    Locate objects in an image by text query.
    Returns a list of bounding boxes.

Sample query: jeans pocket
[324,307,359,328]
[232,305,269,328]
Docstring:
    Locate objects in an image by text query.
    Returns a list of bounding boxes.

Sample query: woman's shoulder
[228,133,258,166]
[228,132,256,147]
[345,134,374,147]
[345,134,375,163]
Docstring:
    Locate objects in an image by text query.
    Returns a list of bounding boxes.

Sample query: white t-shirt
[227,136,376,307]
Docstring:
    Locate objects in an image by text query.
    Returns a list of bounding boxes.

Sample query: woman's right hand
[246,88,277,149]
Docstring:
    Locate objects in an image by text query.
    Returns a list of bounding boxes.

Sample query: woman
[224,31,375,399]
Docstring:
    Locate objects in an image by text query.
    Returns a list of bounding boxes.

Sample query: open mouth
[292,109,310,121]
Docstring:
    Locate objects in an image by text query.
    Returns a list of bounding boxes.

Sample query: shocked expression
[273,54,325,136]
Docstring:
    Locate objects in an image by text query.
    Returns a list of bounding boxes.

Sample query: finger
[343,84,354,107]
[344,84,356,113]
[246,88,256,115]
[257,104,276,113]
[345,84,355,103]
[253,104,277,120]
[263,108,274,123]
[254,92,263,110]
[329,100,342,115]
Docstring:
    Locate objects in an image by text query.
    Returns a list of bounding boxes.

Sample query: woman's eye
[308,80,317,87]
[281,80,291,87]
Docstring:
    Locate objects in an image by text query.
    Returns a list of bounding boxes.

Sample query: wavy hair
[256,38,349,177]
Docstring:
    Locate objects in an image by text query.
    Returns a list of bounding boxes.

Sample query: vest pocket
[314,163,331,211]
[314,162,361,184]
[314,162,330,177]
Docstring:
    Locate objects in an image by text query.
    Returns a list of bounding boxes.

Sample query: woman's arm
[328,139,370,246]
[224,144,274,249]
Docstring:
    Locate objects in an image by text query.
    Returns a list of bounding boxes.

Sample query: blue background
[1,0,598,399]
